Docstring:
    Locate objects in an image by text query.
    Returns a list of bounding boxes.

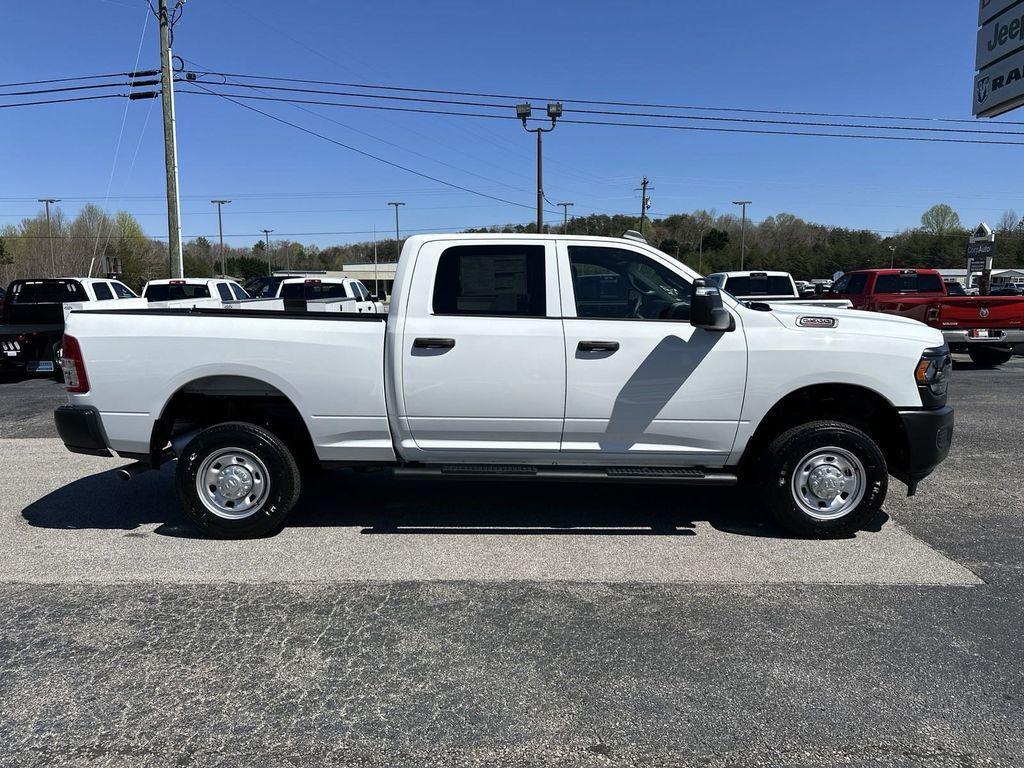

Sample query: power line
[0,94,129,110]
[187,77,1024,137]
[184,81,561,215]
[0,82,141,98]
[0,71,139,89]
[184,68,1024,128]
[177,88,1024,147]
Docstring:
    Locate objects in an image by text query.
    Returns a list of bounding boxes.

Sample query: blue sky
[0,1,1015,248]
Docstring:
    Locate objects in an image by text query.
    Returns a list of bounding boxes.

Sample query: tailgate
[932,297,1024,329]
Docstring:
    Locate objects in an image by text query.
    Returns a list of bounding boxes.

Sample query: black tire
[968,346,1013,367]
[175,421,301,539]
[50,341,64,383]
[759,420,888,538]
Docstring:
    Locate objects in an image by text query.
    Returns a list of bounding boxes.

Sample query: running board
[393,464,738,485]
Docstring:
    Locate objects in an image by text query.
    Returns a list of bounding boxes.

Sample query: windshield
[144,283,211,301]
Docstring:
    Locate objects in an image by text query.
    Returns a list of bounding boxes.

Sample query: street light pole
[211,200,230,276]
[387,201,405,260]
[38,198,60,277]
[732,200,751,270]
[698,226,706,275]
[262,229,273,276]
[557,202,574,233]
[516,102,562,232]
[889,245,896,269]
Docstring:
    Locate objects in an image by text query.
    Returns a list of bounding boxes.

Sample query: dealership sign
[974,0,1024,116]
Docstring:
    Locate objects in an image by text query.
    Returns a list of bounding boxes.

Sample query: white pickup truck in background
[276,277,383,314]
[55,233,954,540]
[706,271,852,308]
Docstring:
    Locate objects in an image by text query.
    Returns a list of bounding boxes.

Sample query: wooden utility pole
[212,200,230,276]
[637,177,652,233]
[157,0,184,277]
[38,198,60,277]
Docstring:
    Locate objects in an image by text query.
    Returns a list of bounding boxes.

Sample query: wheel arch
[740,383,907,478]
[150,375,317,468]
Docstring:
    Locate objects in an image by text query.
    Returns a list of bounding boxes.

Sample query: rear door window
[92,282,114,301]
[433,244,546,316]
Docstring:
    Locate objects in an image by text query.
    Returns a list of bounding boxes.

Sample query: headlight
[915,344,951,405]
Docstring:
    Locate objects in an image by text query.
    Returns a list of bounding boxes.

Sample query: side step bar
[393,464,738,486]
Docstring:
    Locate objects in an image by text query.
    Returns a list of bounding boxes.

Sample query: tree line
[2,202,1022,291]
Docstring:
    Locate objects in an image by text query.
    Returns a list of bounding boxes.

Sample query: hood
[755,302,945,347]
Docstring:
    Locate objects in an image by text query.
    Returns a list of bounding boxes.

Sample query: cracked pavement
[0,358,1021,767]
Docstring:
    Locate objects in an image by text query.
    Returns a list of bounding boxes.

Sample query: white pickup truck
[54,234,954,539]
[706,271,852,308]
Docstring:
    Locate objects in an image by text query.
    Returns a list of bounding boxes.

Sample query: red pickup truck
[830,268,1024,366]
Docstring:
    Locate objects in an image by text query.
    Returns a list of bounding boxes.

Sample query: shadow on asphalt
[21,464,888,541]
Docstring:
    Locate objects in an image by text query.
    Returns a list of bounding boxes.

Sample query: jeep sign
[975,0,1024,117]
[977,3,1024,70]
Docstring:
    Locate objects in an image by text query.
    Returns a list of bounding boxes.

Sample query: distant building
[936,267,1018,289]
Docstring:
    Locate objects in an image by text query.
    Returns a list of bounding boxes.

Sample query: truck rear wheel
[759,420,887,538]
[176,422,301,539]
[968,346,1013,367]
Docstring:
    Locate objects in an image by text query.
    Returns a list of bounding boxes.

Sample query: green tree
[919,204,962,235]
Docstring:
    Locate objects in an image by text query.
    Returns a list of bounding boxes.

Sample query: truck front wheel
[760,421,887,538]
[176,422,301,539]
[968,346,1013,367]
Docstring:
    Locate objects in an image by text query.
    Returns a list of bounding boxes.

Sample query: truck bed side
[64,308,394,463]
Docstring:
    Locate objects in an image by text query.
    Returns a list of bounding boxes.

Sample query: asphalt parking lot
[0,359,1022,767]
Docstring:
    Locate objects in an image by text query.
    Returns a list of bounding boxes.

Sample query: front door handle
[578,340,619,352]
[413,337,456,349]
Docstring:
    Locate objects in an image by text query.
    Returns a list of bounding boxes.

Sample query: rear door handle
[413,337,456,349]
[577,340,619,352]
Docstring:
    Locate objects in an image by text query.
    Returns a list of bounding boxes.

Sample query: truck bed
[63,306,392,463]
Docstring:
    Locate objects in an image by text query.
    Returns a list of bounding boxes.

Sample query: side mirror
[690,279,733,332]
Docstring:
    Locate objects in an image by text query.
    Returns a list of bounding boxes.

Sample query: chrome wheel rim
[195,447,269,520]
[791,446,866,520]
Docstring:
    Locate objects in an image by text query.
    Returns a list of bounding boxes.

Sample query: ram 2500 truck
[54,234,954,539]
[830,268,1024,366]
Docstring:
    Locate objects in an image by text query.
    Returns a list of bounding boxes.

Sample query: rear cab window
[11,280,88,303]
[874,273,944,294]
[722,273,793,296]
[144,283,212,301]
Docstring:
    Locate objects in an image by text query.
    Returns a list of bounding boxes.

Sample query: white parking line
[2,438,982,586]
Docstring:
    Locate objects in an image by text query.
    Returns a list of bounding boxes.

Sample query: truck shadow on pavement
[21,465,887,540]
